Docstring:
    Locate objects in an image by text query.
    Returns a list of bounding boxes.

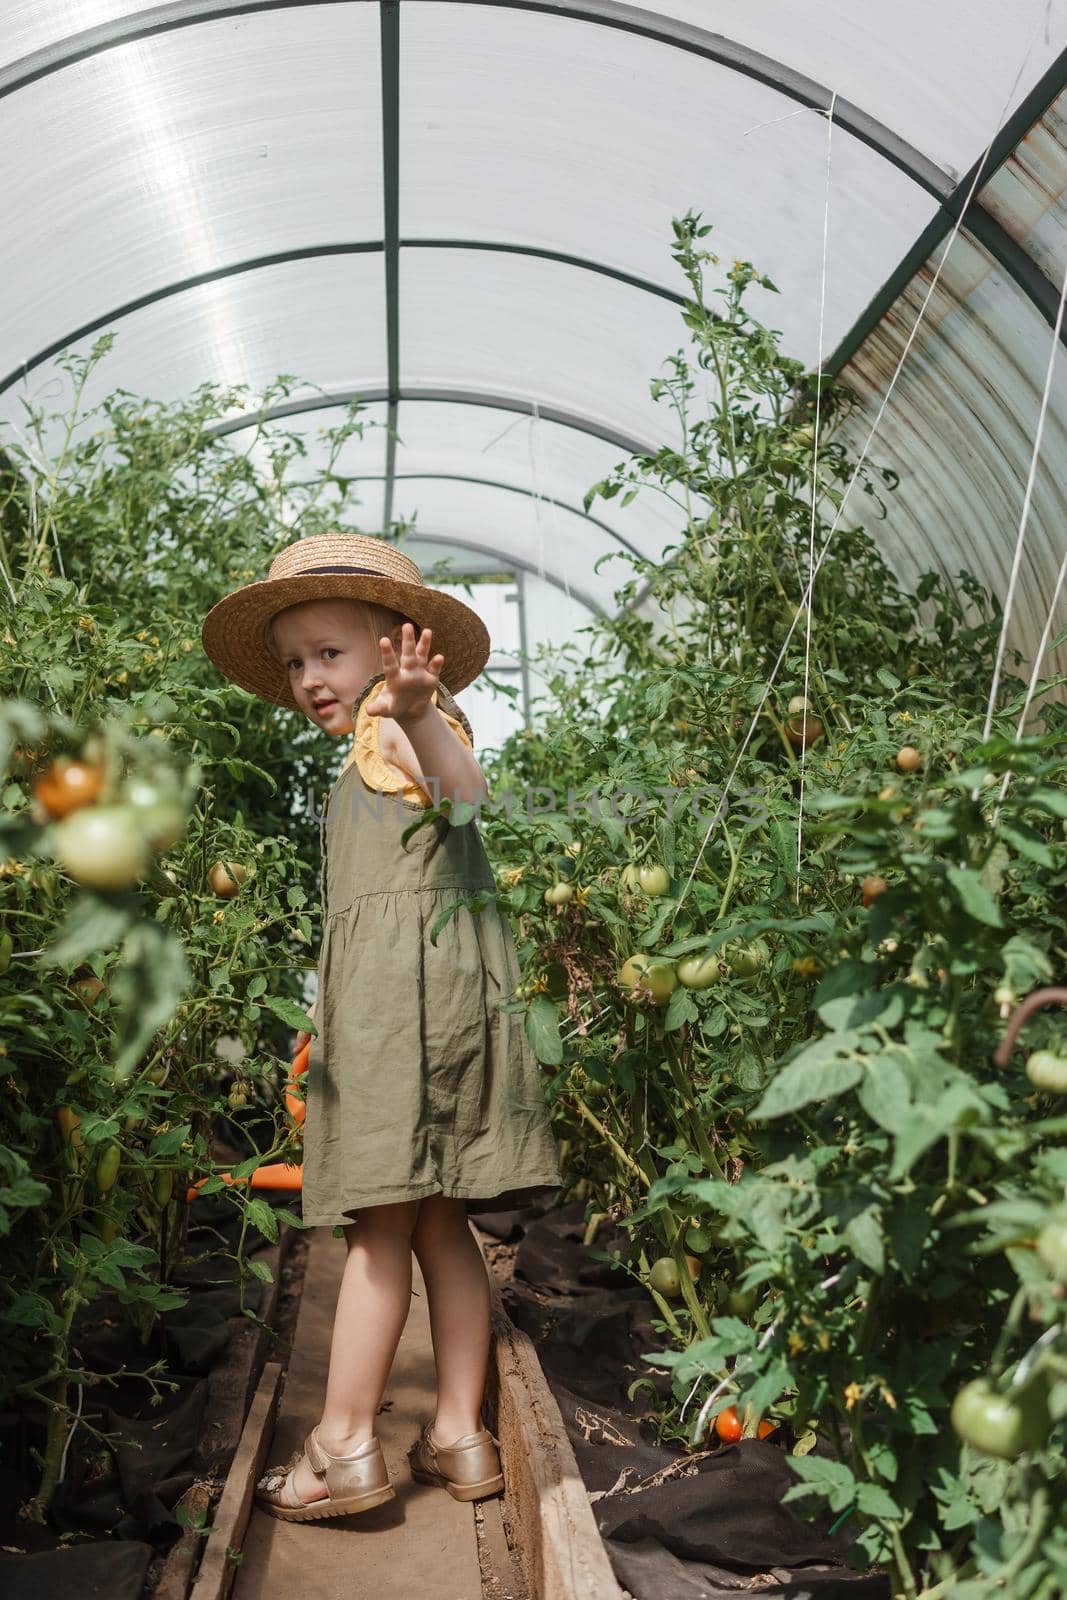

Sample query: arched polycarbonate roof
[2,1,1065,682]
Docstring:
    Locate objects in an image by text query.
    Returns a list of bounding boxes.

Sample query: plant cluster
[456,213,1067,1598]
[0,361,380,1514]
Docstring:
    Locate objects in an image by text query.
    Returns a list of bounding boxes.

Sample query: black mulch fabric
[1,1188,282,1600]
[470,1199,891,1600]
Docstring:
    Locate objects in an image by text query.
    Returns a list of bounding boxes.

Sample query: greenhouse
[1,4,1066,1599]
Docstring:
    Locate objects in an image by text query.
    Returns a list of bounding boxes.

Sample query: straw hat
[201,533,491,709]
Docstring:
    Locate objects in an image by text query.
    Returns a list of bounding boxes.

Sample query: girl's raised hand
[365,622,446,724]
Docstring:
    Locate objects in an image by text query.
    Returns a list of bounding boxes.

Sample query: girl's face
[270,598,404,733]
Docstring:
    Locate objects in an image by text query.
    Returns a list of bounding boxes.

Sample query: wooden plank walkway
[233,1226,485,1600]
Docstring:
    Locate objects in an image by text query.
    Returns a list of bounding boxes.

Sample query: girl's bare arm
[387,706,490,809]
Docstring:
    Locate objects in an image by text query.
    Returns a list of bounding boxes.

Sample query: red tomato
[33,758,105,819]
[715,1406,743,1443]
[715,1405,777,1443]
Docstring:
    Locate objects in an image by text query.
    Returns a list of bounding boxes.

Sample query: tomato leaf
[855,1483,903,1520]
[524,995,563,1066]
[664,985,699,1032]
[110,923,192,1083]
[945,865,1003,927]
[42,894,135,967]
[844,1207,885,1275]
[817,988,904,1031]
[753,1031,865,1119]
[885,1201,932,1279]
[244,1196,279,1243]
[783,1454,857,1514]
[857,1053,911,1133]
[743,1359,794,1417]
[149,1122,193,1157]
[998,821,1053,868]
[263,995,318,1035]
[1029,786,1067,819]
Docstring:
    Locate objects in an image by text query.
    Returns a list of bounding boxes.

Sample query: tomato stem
[662,1042,727,1183]
[572,1094,649,1188]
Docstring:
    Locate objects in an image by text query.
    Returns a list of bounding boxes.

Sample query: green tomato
[621,864,641,891]
[637,864,670,897]
[951,1377,1050,1459]
[95,1142,121,1194]
[617,954,677,1006]
[1035,1219,1067,1281]
[725,1286,758,1318]
[676,954,721,989]
[32,864,59,899]
[0,932,12,975]
[121,778,187,852]
[1026,1051,1067,1095]
[544,881,574,905]
[727,940,770,980]
[98,1214,121,1243]
[648,1257,682,1298]
[154,1169,174,1207]
[53,805,151,891]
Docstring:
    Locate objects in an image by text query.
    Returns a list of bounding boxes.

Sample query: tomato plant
[0,351,364,1517]
[479,212,1067,1596]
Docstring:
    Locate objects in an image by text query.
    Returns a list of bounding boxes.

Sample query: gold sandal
[255,1425,395,1521]
[407,1419,505,1502]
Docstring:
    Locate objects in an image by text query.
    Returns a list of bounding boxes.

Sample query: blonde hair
[266,597,419,671]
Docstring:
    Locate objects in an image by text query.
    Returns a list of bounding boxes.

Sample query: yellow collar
[341,686,472,806]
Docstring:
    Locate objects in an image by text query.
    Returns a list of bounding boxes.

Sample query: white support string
[742,107,811,140]
[979,242,1067,753]
[796,91,837,890]
[671,18,1046,921]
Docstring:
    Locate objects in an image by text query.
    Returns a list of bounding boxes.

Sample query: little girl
[200,533,562,1521]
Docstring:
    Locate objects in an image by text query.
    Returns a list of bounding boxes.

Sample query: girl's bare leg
[411,1194,492,1445]
[289,1198,420,1503]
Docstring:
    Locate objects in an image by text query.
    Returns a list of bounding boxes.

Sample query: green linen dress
[300,670,563,1228]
